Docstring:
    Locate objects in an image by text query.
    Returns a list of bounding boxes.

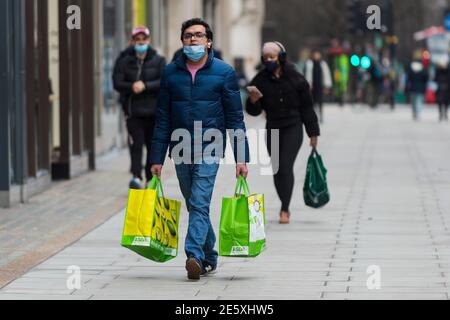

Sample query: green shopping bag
[303,148,330,209]
[219,176,266,257]
[121,176,182,262]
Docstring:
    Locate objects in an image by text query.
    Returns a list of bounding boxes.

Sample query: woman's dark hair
[181,18,214,41]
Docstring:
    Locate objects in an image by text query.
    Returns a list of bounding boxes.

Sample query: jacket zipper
[178,59,210,130]
[128,59,144,117]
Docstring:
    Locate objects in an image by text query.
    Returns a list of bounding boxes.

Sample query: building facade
[0,0,265,208]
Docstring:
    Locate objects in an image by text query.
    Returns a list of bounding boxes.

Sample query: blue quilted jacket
[149,50,250,165]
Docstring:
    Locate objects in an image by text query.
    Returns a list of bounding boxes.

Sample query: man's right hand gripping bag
[303,148,330,209]
[219,176,266,257]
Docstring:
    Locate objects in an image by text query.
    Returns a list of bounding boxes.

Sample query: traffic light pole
[382,0,396,59]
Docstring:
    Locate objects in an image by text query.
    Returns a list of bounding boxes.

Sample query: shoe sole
[205,270,218,276]
[201,268,218,277]
[186,259,202,280]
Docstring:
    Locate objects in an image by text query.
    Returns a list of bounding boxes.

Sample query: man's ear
[207,42,213,49]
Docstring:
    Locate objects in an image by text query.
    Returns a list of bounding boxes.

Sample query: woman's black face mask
[265,60,278,72]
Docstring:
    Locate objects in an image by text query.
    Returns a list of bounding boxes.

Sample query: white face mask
[183,45,207,62]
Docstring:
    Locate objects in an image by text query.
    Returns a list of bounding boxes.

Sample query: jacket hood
[120,46,135,58]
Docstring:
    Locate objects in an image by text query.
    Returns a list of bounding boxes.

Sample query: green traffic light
[361,56,371,69]
[350,55,360,67]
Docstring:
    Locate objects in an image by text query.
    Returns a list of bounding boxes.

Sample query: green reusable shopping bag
[121,176,181,263]
[219,176,266,257]
[303,148,330,209]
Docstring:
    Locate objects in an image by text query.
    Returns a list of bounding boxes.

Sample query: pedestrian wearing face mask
[246,42,321,224]
[113,27,166,190]
[150,18,250,280]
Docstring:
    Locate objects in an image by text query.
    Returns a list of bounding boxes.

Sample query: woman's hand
[310,136,318,149]
[249,94,262,104]
[247,86,263,104]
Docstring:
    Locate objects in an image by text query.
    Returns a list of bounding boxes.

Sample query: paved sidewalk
[1,105,450,300]
[0,149,171,288]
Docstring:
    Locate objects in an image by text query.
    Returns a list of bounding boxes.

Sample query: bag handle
[310,147,320,157]
[147,176,166,199]
[234,175,251,197]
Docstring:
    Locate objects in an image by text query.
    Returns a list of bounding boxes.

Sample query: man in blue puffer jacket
[150,18,250,280]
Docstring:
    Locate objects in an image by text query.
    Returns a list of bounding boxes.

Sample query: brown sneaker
[279,211,290,224]
[186,258,202,280]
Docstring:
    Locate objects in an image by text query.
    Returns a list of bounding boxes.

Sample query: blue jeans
[411,93,424,119]
[175,159,220,269]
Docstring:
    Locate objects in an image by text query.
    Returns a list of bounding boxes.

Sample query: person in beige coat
[305,50,332,123]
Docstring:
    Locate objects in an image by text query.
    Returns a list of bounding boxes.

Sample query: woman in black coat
[246,42,321,224]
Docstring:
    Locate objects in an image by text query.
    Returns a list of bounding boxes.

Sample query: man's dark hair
[181,18,214,41]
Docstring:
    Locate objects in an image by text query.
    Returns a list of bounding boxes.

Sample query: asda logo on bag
[231,246,249,256]
[132,237,151,246]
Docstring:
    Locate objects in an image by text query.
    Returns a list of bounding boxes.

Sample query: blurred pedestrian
[234,57,249,106]
[246,41,321,225]
[327,39,349,106]
[113,26,166,189]
[367,60,383,109]
[234,57,248,89]
[435,60,450,121]
[149,18,249,280]
[305,49,332,123]
[295,48,311,74]
[406,59,429,121]
[380,50,397,110]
